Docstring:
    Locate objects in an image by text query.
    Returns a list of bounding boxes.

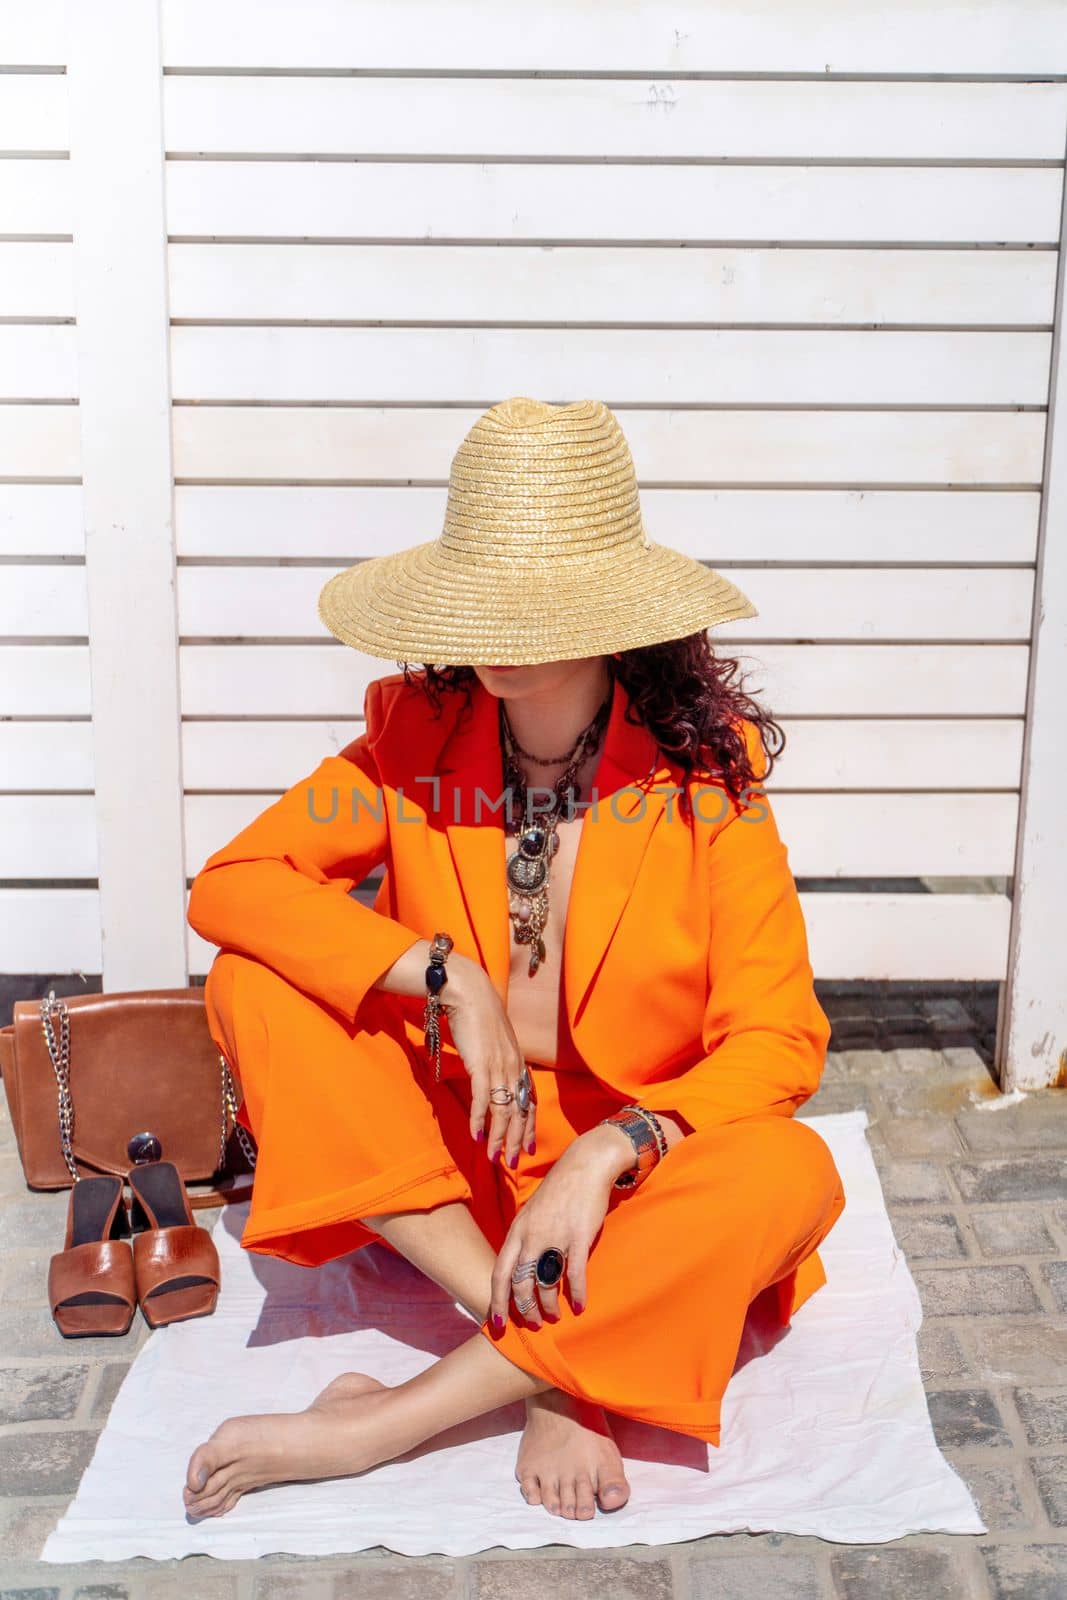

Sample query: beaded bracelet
[422,932,454,1083]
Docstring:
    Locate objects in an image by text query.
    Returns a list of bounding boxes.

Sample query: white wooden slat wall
[5,1,1066,1087]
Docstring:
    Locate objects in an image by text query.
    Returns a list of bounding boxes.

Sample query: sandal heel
[128,1160,220,1329]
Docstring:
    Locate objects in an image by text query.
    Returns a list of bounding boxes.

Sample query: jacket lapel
[433,672,669,1036]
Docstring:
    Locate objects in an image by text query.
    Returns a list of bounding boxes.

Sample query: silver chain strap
[39,990,78,1182]
[220,1052,258,1170]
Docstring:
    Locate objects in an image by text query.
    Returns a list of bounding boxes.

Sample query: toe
[559,1483,578,1519]
[597,1477,630,1512]
[575,1476,597,1519]
[542,1478,562,1517]
[185,1441,219,1494]
[519,1474,543,1507]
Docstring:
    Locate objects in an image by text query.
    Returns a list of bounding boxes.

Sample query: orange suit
[188,670,846,1446]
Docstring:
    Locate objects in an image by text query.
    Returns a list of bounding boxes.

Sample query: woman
[182,398,847,1523]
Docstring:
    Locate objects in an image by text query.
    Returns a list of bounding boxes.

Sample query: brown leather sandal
[128,1160,221,1328]
[48,1174,136,1338]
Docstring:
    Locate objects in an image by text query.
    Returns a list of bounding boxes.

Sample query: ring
[489,1085,514,1107]
[515,1064,534,1115]
[535,1247,567,1289]
[514,1294,537,1316]
[511,1260,538,1284]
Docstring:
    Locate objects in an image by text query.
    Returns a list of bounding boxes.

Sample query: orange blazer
[187,670,831,1140]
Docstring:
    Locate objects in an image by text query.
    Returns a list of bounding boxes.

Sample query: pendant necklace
[499,687,613,977]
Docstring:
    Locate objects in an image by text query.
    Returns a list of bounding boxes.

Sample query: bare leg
[184,1200,629,1521]
[367,1201,629,1518]
[184,1323,547,1519]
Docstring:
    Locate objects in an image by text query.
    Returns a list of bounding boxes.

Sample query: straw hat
[317,396,757,666]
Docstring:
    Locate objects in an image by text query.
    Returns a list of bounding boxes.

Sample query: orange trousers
[205,949,847,1446]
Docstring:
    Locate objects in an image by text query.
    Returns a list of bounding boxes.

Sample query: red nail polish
[508,1153,518,1169]
[476,1129,485,1142]
[526,1141,536,1155]
[573,1301,585,1315]
[492,1314,504,1330]
[492,1148,500,1164]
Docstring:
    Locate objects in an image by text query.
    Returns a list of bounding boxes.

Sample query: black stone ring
[535,1247,566,1290]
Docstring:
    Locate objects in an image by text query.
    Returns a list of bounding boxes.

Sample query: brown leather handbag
[0,988,256,1210]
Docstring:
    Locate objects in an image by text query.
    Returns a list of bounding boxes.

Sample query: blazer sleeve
[640,723,830,1134]
[186,678,425,1025]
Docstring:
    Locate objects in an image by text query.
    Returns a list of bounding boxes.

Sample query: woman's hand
[441,956,537,1164]
[489,1123,637,1328]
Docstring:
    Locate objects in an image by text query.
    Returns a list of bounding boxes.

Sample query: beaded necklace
[499,687,613,976]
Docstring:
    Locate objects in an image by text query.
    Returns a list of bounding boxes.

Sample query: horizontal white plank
[159,0,1067,75]
[176,566,1035,645]
[0,890,101,972]
[179,643,1030,718]
[184,788,1017,880]
[0,242,75,318]
[165,163,1064,246]
[174,485,1041,564]
[180,717,1024,794]
[0,567,87,636]
[0,326,76,398]
[183,887,1011,983]
[0,405,80,478]
[804,892,1010,981]
[0,722,93,790]
[1,4,65,65]
[0,73,68,149]
[0,647,91,714]
[0,795,97,876]
[0,159,71,233]
[0,485,83,556]
[168,243,1060,329]
[163,77,1067,161]
[170,327,1053,407]
[172,407,1047,487]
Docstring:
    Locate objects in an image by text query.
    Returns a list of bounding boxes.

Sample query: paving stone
[0,1499,66,1558]
[950,1157,1067,1204]
[841,1049,893,1078]
[981,1541,1067,1600]
[956,1094,1067,1153]
[952,1461,1028,1531]
[0,1431,99,1497]
[926,1387,1012,1448]
[71,1586,130,1599]
[471,1556,673,1600]
[912,1265,1041,1316]
[920,999,973,1029]
[90,1361,133,1421]
[1040,1260,1067,1310]
[877,1160,953,1205]
[0,1192,75,1250]
[800,1081,873,1115]
[1010,1387,1067,1446]
[892,1212,967,1260]
[254,1575,335,1600]
[970,1208,1058,1257]
[0,1250,51,1303]
[829,1544,965,1598]
[0,1305,148,1359]
[0,1587,60,1600]
[917,1323,970,1380]
[687,1550,821,1598]
[878,1116,964,1158]
[0,1364,88,1423]
[333,1563,461,1598]
[139,1569,240,1600]
[877,1052,994,1118]
[1029,1453,1067,1526]
[969,1319,1067,1385]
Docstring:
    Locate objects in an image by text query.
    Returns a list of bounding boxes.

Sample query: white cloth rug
[40,1109,986,1561]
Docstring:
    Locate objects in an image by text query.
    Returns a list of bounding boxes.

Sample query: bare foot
[183,1372,390,1520]
[516,1389,630,1519]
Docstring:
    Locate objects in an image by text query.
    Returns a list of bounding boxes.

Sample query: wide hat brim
[317,539,758,667]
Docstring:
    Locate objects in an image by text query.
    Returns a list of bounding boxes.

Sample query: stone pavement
[2,1045,1066,1600]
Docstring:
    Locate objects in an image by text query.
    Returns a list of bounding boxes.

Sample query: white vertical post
[1001,139,1067,1092]
[65,0,188,988]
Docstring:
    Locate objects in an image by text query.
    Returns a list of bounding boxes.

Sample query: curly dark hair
[398,633,784,812]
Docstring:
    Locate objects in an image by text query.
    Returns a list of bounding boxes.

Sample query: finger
[566,1240,589,1314]
[511,1255,542,1328]
[468,1067,491,1142]
[523,1094,538,1155]
[538,1273,561,1321]
[490,1234,522,1328]
[502,1100,530,1170]
[486,1079,517,1163]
